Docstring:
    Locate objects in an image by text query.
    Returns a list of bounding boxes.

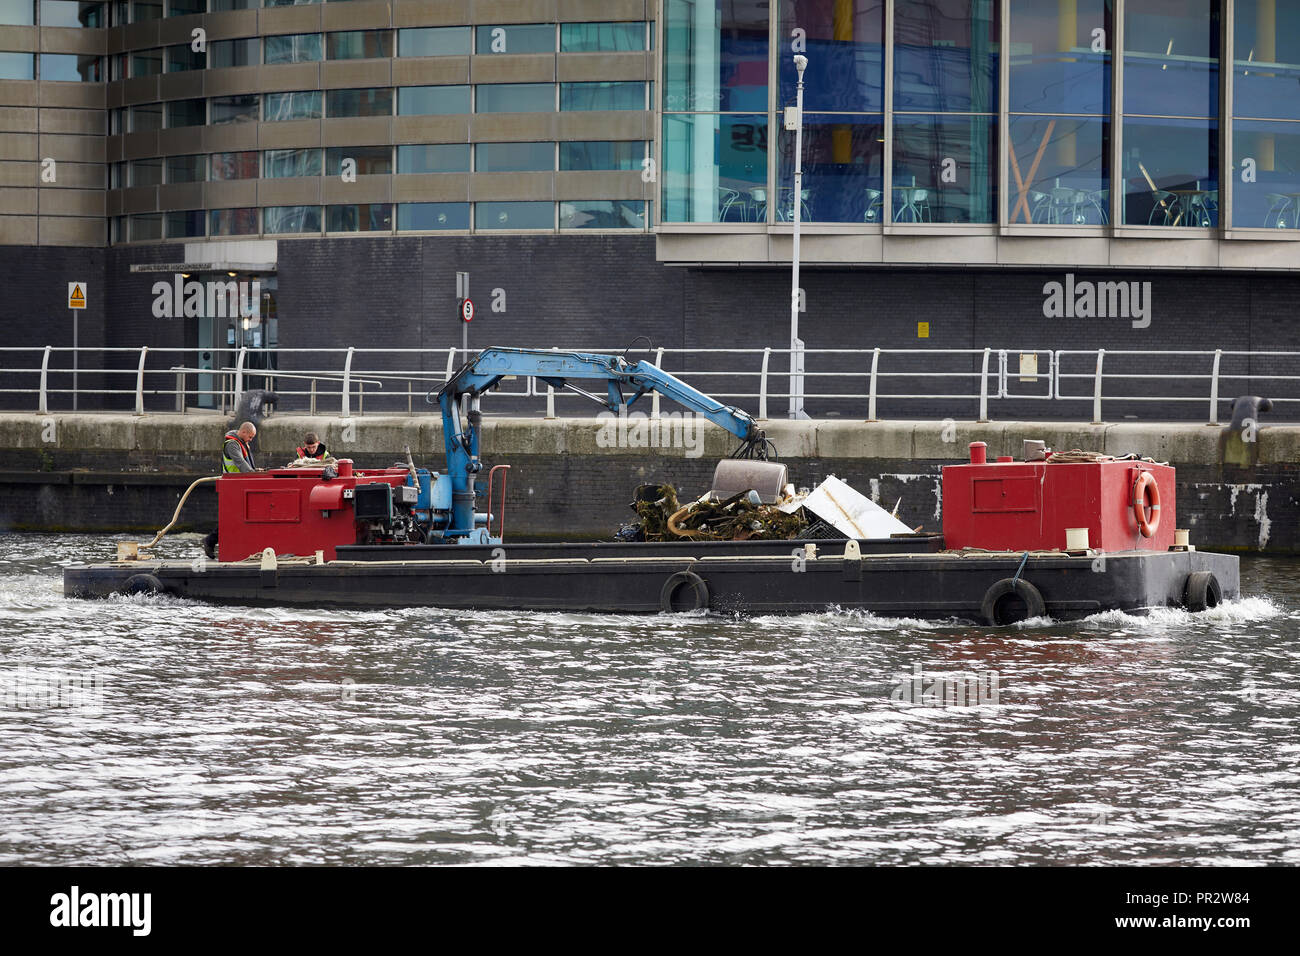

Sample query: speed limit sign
[460,298,475,323]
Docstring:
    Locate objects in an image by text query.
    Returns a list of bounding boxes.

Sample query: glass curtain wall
[663,0,769,222]
[1232,0,1300,229]
[776,1,886,223]
[1007,0,1112,224]
[893,0,998,222]
[1121,0,1220,226]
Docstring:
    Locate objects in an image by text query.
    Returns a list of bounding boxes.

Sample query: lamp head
[793,54,808,75]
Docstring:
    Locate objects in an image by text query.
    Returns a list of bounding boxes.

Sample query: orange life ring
[1132,472,1161,538]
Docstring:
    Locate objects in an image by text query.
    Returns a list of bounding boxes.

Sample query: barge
[62,348,1239,623]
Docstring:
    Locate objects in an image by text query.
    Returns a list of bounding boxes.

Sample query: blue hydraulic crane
[431,347,776,538]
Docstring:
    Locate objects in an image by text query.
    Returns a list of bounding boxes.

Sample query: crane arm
[438,347,762,443]
[431,348,773,538]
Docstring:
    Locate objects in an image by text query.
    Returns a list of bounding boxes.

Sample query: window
[131,103,162,131]
[264,148,321,178]
[166,0,204,14]
[131,0,160,20]
[398,27,470,58]
[211,95,259,124]
[264,205,321,234]
[778,115,885,223]
[476,201,552,229]
[560,22,645,53]
[130,214,163,241]
[893,115,997,223]
[664,0,767,113]
[209,0,256,9]
[893,0,999,223]
[475,24,554,54]
[559,141,643,171]
[326,203,393,231]
[1232,0,1300,228]
[165,98,205,127]
[166,154,206,183]
[211,151,259,180]
[165,210,206,239]
[210,38,259,69]
[397,202,470,230]
[327,30,393,60]
[264,0,319,5]
[396,144,470,173]
[325,146,391,175]
[0,52,34,80]
[663,113,767,222]
[209,207,259,236]
[397,85,470,115]
[265,34,323,65]
[167,44,204,72]
[1121,0,1220,226]
[131,49,163,77]
[131,158,162,186]
[476,83,553,113]
[0,0,35,25]
[560,81,645,111]
[264,90,322,121]
[560,199,646,229]
[326,88,392,117]
[476,142,553,172]
[40,1,106,27]
[40,53,102,82]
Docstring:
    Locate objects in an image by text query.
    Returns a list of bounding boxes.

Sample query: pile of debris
[618,483,809,541]
[616,474,917,543]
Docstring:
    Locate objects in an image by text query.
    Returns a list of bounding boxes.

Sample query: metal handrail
[3,345,1297,423]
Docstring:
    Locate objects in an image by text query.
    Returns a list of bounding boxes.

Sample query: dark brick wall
[6,236,1300,421]
[0,245,106,411]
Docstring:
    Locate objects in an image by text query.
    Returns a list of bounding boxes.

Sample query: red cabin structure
[216,461,410,562]
[942,445,1176,553]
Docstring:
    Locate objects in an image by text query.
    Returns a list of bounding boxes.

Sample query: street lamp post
[788,54,809,420]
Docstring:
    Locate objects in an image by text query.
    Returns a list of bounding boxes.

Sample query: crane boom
[432,347,773,537]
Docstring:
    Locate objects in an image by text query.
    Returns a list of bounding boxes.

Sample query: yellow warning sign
[917,321,929,338]
[68,282,87,310]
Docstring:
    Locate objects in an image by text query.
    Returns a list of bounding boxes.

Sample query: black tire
[660,570,710,613]
[122,573,165,596]
[1183,571,1222,612]
[980,577,1047,626]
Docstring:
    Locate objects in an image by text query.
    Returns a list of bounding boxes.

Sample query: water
[1,532,1297,866]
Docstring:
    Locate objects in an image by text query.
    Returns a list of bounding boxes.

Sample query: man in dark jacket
[296,432,328,460]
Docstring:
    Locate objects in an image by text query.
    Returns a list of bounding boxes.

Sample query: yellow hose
[139,475,220,550]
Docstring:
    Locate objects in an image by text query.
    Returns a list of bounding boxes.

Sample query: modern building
[2,1,1298,419]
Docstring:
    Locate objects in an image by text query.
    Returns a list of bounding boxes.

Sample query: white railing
[1,345,1297,423]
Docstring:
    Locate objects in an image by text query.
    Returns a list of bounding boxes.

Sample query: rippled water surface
[1,532,1298,866]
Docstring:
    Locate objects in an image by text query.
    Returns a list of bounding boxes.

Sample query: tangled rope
[1048,448,1169,466]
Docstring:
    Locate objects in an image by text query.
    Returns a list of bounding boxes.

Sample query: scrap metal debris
[616,474,920,542]
[618,483,810,541]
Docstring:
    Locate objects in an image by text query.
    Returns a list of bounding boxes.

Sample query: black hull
[62,541,1241,623]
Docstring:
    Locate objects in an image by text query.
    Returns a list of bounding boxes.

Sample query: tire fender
[122,573,165,596]
[660,570,710,613]
[1183,571,1222,612]
[980,577,1047,626]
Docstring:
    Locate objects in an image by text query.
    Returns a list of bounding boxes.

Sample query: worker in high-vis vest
[222,422,258,473]
[207,421,259,559]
